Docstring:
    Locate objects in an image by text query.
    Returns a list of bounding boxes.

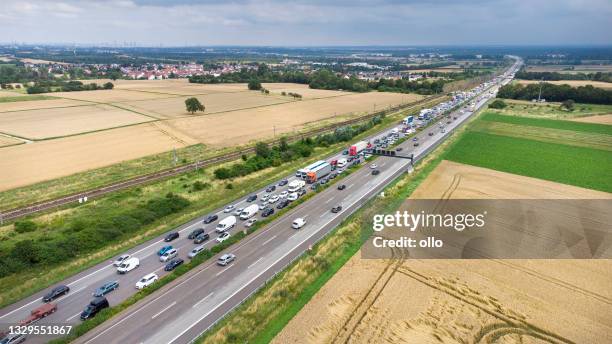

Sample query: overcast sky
[1,0,610,46]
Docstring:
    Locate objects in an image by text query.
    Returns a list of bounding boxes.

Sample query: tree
[248,79,262,90]
[185,97,205,114]
[255,142,271,158]
[561,99,575,111]
[103,82,114,90]
[488,99,507,109]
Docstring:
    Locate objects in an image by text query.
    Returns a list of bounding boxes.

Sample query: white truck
[117,257,139,274]
[306,162,332,183]
[288,179,306,192]
[239,204,259,220]
[215,215,237,233]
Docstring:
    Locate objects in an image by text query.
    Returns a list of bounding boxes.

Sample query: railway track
[0,96,442,222]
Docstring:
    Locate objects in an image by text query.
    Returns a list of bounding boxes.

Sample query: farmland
[0,79,420,191]
[517,79,612,89]
[275,161,612,344]
[523,64,612,74]
[489,99,612,120]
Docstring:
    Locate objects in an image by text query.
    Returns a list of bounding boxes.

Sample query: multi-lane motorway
[0,58,521,344]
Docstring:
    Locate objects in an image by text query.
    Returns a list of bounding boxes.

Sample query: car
[261,193,271,201]
[157,245,173,256]
[413,142,420,147]
[194,232,210,244]
[246,194,257,202]
[203,214,218,224]
[279,191,289,199]
[370,163,378,169]
[165,258,184,271]
[329,172,337,179]
[224,205,235,213]
[337,184,346,190]
[217,253,236,266]
[113,254,131,267]
[297,188,307,196]
[42,285,70,302]
[441,128,446,133]
[269,195,280,203]
[261,207,274,217]
[396,147,403,152]
[265,185,276,193]
[277,199,290,209]
[93,281,119,297]
[428,132,434,136]
[347,156,354,162]
[259,200,269,208]
[331,205,343,213]
[319,178,327,185]
[278,179,288,186]
[117,257,140,274]
[244,218,258,227]
[164,232,179,242]
[233,207,244,216]
[372,170,380,175]
[292,218,306,229]
[160,248,178,262]
[188,228,205,240]
[287,192,298,201]
[135,273,158,289]
[310,184,319,191]
[216,232,231,243]
[80,297,109,320]
[0,333,26,344]
[188,245,206,258]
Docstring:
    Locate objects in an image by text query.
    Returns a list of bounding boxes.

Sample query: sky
[1,0,611,46]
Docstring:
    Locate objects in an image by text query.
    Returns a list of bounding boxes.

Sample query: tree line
[516,71,612,83]
[497,83,612,105]
[27,80,114,94]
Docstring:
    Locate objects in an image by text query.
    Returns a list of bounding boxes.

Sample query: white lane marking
[348,184,354,188]
[319,212,327,218]
[151,301,176,320]
[261,235,277,246]
[248,258,263,269]
[215,265,233,277]
[153,266,165,273]
[66,312,82,322]
[324,197,333,204]
[192,293,214,309]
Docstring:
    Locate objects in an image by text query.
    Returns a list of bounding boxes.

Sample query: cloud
[0,0,610,45]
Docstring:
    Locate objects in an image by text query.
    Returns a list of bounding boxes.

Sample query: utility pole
[273,125,276,138]
[537,77,544,102]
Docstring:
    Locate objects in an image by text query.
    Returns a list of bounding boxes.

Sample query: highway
[0,59,521,344]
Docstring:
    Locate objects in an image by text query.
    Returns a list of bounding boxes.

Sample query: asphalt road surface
[0,60,521,344]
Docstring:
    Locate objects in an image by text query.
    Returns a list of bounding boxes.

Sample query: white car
[279,191,289,199]
[245,218,257,227]
[160,248,178,262]
[287,192,298,201]
[370,163,378,169]
[135,273,158,289]
[292,218,306,229]
[233,207,244,216]
[260,200,269,208]
[269,195,280,203]
[224,205,235,213]
[261,193,270,201]
[216,232,231,243]
[113,254,131,267]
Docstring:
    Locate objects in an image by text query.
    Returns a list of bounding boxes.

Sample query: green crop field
[481,112,612,135]
[445,131,612,192]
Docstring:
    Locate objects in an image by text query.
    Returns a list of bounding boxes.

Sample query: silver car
[217,253,236,266]
[188,245,206,259]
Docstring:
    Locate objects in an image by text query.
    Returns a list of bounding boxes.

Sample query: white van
[240,204,259,220]
[292,218,306,229]
[337,158,348,168]
[215,215,237,233]
[288,180,305,192]
[117,257,139,274]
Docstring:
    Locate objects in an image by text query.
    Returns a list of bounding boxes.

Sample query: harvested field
[262,83,349,99]
[0,98,88,112]
[47,89,173,102]
[168,91,419,147]
[0,123,196,190]
[492,99,612,120]
[0,91,26,98]
[275,161,612,344]
[0,104,154,139]
[571,114,612,125]
[0,135,22,147]
[517,79,612,89]
[119,91,291,119]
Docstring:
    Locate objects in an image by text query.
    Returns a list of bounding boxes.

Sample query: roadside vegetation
[487,99,612,120]
[498,82,612,104]
[0,100,425,309]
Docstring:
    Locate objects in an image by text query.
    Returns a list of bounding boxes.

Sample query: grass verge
[481,111,612,135]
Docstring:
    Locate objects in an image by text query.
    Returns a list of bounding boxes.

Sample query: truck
[239,204,259,220]
[215,216,237,233]
[349,141,369,156]
[20,303,57,325]
[403,115,414,125]
[296,160,327,179]
[306,161,332,183]
[288,179,306,192]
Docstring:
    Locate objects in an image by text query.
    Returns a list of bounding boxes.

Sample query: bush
[248,79,262,90]
[488,99,507,109]
[226,183,234,189]
[13,220,37,233]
